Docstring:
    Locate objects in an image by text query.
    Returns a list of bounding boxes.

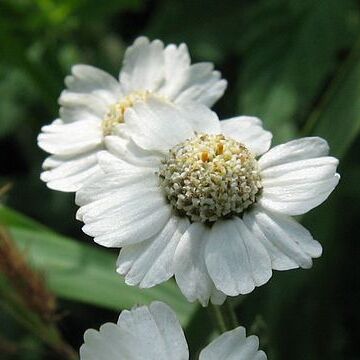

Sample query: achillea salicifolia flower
[38,37,227,192]
[76,98,339,306]
[80,301,266,360]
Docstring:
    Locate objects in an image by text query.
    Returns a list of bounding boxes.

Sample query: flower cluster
[38,36,339,358]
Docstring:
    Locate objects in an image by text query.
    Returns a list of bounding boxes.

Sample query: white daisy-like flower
[37,36,227,192]
[76,97,339,306]
[80,301,267,360]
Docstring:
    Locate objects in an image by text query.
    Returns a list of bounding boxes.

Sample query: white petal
[125,96,195,152]
[158,43,191,100]
[260,175,340,215]
[65,64,122,105]
[259,138,339,215]
[120,37,165,94]
[97,150,157,177]
[104,135,161,169]
[158,44,227,106]
[220,116,272,156]
[38,118,103,156]
[75,151,156,207]
[80,302,189,360]
[41,151,100,192]
[78,181,171,247]
[178,102,221,135]
[205,218,272,296]
[261,157,338,183]
[80,324,127,360]
[117,302,189,360]
[119,37,226,106]
[242,211,297,271]
[210,290,227,306]
[116,216,190,288]
[76,156,171,247]
[259,137,329,170]
[174,63,227,107]
[59,104,101,124]
[199,326,266,360]
[78,184,159,222]
[254,352,268,360]
[174,223,228,306]
[243,206,322,270]
[59,91,109,119]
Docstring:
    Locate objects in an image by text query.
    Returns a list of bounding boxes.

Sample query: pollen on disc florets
[102,90,150,136]
[158,134,263,223]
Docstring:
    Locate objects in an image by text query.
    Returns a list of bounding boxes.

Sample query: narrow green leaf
[0,206,49,232]
[238,0,358,143]
[303,39,360,157]
[0,206,196,325]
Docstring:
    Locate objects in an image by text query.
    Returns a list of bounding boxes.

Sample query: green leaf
[72,0,144,21]
[238,0,358,143]
[0,206,196,325]
[303,39,360,158]
[146,0,247,63]
[0,206,49,232]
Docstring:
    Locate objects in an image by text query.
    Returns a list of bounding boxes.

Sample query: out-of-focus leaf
[260,192,349,359]
[146,0,246,62]
[238,0,359,143]
[0,69,35,139]
[304,41,360,158]
[0,206,48,232]
[0,206,196,325]
[72,0,144,21]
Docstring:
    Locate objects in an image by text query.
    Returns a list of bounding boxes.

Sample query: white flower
[76,97,339,306]
[80,301,267,360]
[38,37,227,192]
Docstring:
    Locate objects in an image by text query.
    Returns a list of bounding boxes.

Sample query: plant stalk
[209,299,239,334]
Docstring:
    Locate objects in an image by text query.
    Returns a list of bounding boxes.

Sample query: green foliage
[238,0,359,143]
[304,38,360,157]
[0,206,196,326]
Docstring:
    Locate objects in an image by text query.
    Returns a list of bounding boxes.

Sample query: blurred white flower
[38,37,227,192]
[80,301,266,360]
[76,97,339,305]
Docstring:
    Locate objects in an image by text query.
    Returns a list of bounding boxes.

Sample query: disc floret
[102,90,150,136]
[159,134,262,222]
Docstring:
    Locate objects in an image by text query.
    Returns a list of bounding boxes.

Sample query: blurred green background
[0,0,359,359]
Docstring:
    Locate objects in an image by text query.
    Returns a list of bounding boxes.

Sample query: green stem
[223,300,239,329]
[209,299,239,333]
[210,303,227,333]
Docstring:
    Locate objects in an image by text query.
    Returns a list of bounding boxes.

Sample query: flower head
[80,301,266,360]
[76,97,339,305]
[38,37,227,192]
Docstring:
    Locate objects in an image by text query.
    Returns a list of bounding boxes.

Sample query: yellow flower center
[159,134,262,223]
[102,90,150,136]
